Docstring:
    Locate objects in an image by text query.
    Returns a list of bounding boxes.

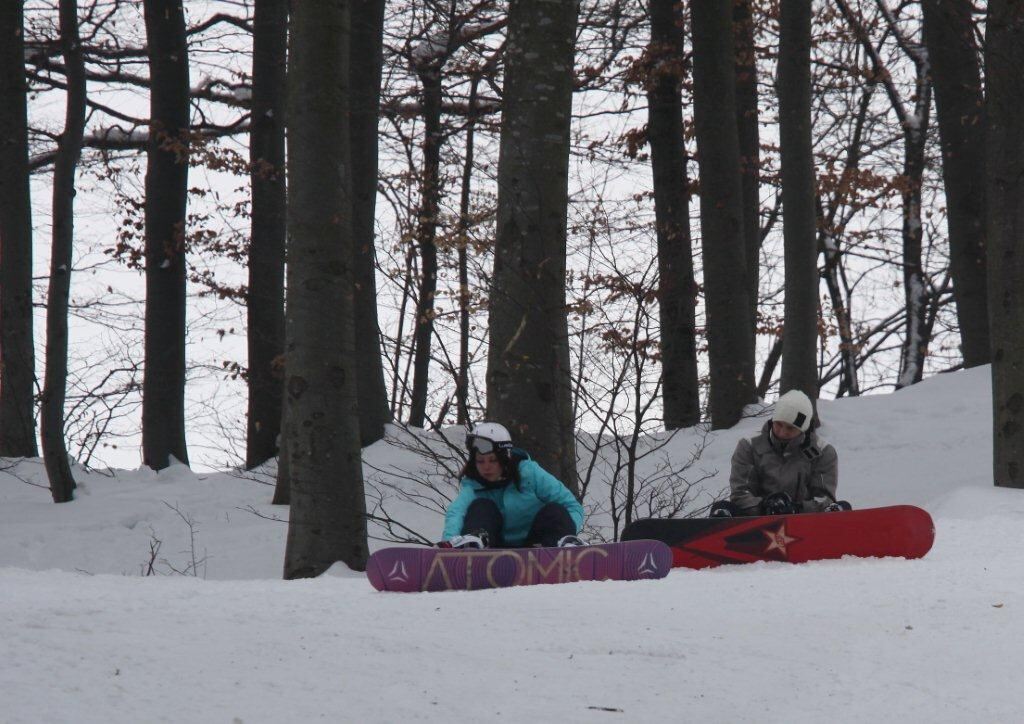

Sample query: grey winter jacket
[728,421,839,514]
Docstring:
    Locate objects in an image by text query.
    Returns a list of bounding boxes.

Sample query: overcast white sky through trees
[21,0,960,472]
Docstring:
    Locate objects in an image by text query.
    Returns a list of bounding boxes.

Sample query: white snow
[96,125,149,144]
[3,365,1023,722]
[410,33,449,66]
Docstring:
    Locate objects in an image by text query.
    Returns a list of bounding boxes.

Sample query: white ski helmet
[773,390,814,432]
[466,421,514,455]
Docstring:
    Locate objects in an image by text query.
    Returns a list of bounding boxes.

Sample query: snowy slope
[2,366,1022,723]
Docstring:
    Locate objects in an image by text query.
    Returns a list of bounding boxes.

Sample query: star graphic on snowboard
[761,522,798,557]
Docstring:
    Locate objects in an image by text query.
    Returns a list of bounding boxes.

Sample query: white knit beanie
[773,390,814,432]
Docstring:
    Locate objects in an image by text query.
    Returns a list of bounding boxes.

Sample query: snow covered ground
[3,366,1023,723]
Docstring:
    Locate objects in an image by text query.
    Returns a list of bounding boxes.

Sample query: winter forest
[1,0,1023,579]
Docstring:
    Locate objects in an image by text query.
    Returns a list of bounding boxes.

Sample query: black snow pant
[461,498,576,548]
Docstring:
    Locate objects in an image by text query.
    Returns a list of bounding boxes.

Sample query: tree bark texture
[734,0,761,333]
[895,72,931,389]
[777,0,819,399]
[142,0,190,470]
[283,0,369,576]
[350,0,392,445]
[646,0,700,429]
[984,0,1024,489]
[456,76,481,425]
[921,0,990,368]
[487,0,579,492]
[0,0,38,457]
[408,62,443,430]
[247,0,288,471]
[42,0,86,502]
[690,0,755,429]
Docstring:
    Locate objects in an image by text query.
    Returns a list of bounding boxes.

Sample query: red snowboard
[366,539,672,592]
[620,505,934,569]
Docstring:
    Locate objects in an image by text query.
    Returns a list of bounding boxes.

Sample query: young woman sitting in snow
[711,390,850,517]
[439,422,585,549]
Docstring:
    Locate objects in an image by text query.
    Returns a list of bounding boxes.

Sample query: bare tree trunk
[408,62,443,429]
[734,0,761,335]
[690,0,755,429]
[0,0,38,458]
[756,335,783,399]
[646,0,699,429]
[817,88,874,399]
[488,0,578,492]
[456,76,480,426]
[921,0,990,368]
[835,0,932,390]
[896,119,930,389]
[351,0,391,445]
[895,61,932,389]
[142,0,190,470]
[42,0,86,503]
[840,5,926,388]
[283,0,368,576]
[985,0,1024,489]
[820,225,859,398]
[777,0,819,399]
[247,0,287,471]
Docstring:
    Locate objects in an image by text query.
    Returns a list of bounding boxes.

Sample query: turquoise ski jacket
[442,454,584,546]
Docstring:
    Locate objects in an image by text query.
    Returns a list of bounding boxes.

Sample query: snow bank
[3,366,1021,722]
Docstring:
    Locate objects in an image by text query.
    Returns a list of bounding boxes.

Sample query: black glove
[762,492,799,516]
[825,500,853,512]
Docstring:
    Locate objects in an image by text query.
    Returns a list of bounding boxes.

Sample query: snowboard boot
[709,500,738,518]
[556,534,586,548]
[449,529,490,549]
[826,500,853,512]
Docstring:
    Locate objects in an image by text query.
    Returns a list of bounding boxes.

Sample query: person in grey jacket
[710,390,849,517]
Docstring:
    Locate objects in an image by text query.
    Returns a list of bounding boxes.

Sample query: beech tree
[404,9,504,430]
[488,0,578,491]
[734,0,761,333]
[777,0,819,399]
[351,0,392,446]
[985,0,1024,489]
[246,0,288,471]
[921,0,989,368]
[835,0,933,389]
[11,0,1022,480]
[141,0,191,470]
[41,0,87,502]
[283,0,368,576]
[406,12,447,431]
[644,0,699,428]
[690,0,754,428]
[0,0,38,458]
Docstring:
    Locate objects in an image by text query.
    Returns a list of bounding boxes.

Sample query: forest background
[1,0,1022,576]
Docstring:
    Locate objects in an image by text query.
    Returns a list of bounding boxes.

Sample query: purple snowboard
[366,539,672,593]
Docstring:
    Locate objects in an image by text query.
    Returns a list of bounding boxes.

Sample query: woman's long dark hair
[461,449,523,488]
